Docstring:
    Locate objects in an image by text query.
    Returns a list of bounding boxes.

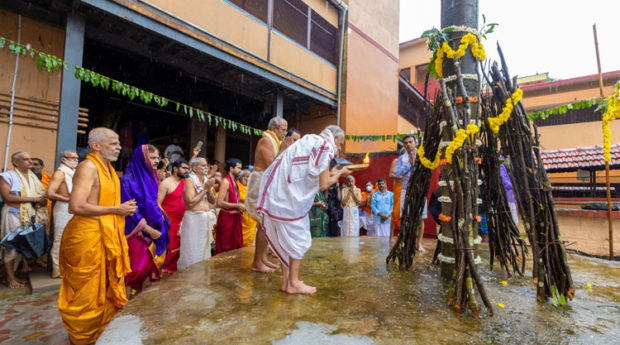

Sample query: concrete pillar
[56,13,85,166]
[214,124,226,171]
[273,89,284,118]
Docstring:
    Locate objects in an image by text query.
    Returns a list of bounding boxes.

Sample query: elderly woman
[340,175,362,237]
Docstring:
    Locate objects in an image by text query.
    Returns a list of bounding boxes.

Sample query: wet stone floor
[97,237,619,345]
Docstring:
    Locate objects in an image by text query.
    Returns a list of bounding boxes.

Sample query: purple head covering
[121,145,170,257]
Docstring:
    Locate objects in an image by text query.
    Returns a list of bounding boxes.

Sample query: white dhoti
[0,205,22,262]
[340,206,360,237]
[177,210,216,271]
[51,201,72,276]
[509,202,519,225]
[245,171,263,222]
[262,215,311,268]
[400,189,428,219]
[257,131,335,268]
[374,219,391,237]
[363,213,375,236]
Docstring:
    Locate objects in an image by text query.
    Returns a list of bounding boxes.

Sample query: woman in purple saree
[121,144,170,293]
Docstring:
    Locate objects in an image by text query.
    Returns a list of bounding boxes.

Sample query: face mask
[366,186,372,192]
[64,160,78,169]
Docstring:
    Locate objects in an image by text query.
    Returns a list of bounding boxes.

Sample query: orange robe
[58,153,131,345]
[237,180,257,247]
[391,180,402,229]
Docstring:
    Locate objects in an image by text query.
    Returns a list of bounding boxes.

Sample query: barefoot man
[258,125,350,294]
[393,135,427,252]
[158,159,189,274]
[46,150,79,278]
[58,128,137,344]
[247,117,287,273]
[177,157,217,270]
[0,152,48,288]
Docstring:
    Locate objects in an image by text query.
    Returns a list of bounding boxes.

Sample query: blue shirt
[371,190,394,224]
[394,152,414,189]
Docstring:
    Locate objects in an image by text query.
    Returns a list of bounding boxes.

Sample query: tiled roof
[540,144,620,172]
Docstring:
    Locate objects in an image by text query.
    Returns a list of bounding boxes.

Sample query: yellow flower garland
[487,88,523,134]
[445,124,480,164]
[418,143,442,170]
[603,85,620,162]
[434,33,486,78]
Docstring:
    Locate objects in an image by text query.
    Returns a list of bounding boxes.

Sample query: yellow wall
[397,115,418,134]
[522,85,616,111]
[348,0,400,58]
[270,31,337,93]
[537,120,620,151]
[304,0,339,27]
[0,10,64,174]
[399,38,432,72]
[138,0,268,59]
[124,0,338,94]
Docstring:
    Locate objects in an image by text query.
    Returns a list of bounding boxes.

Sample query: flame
[363,152,370,164]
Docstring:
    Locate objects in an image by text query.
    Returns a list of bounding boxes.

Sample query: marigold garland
[439,213,452,222]
[445,124,480,164]
[434,33,486,78]
[602,85,620,162]
[487,88,523,134]
[417,143,442,170]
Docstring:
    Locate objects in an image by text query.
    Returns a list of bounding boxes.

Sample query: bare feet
[417,245,426,253]
[251,262,275,273]
[285,280,316,295]
[281,280,288,292]
[7,278,24,289]
[20,262,31,274]
[35,258,46,268]
[263,259,278,269]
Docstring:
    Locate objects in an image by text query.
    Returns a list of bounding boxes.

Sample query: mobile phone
[195,140,203,152]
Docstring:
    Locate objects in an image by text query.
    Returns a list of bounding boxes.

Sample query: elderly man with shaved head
[57,127,137,345]
[46,149,79,278]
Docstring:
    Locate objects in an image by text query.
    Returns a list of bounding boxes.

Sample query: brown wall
[0,10,64,174]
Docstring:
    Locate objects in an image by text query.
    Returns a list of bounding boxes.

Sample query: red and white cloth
[258,130,335,266]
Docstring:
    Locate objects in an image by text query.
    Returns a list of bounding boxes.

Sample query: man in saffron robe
[158,159,189,274]
[258,126,350,294]
[215,158,245,254]
[58,128,137,345]
[238,168,257,247]
[121,144,170,293]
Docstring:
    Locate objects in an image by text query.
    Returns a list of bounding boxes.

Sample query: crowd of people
[0,113,454,344]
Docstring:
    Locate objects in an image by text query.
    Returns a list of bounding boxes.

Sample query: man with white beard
[177,157,217,270]
[46,150,79,278]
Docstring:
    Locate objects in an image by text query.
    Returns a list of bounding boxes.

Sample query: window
[273,0,308,48]
[227,0,269,23]
[309,10,338,65]
[415,64,435,84]
[400,67,411,81]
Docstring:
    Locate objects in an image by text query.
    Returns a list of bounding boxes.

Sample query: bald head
[88,127,117,146]
[88,127,121,162]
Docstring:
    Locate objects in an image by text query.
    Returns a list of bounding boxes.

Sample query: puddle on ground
[101,237,620,345]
